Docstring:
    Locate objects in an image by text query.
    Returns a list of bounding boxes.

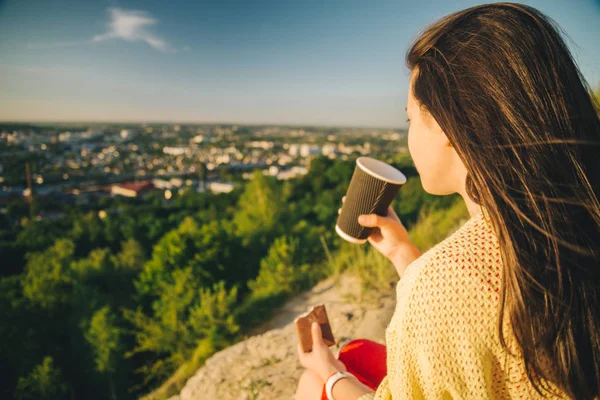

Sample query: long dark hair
[406,3,600,399]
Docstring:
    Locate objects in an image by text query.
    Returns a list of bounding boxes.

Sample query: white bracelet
[325,371,354,400]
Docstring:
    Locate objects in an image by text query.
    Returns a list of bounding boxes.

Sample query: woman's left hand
[297,322,348,381]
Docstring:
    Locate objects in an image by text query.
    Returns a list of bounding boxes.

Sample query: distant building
[322,143,337,156]
[216,154,230,164]
[111,181,154,198]
[120,129,139,141]
[207,181,235,194]
[288,144,300,157]
[191,135,204,144]
[300,144,320,157]
[58,130,103,143]
[276,166,308,180]
[163,146,188,156]
[289,143,320,157]
[69,185,111,205]
[169,178,184,188]
[58,131,72,142]
[152,179,172,190]
[247,140,274,150]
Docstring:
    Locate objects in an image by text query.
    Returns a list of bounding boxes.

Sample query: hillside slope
[169,271,397,400]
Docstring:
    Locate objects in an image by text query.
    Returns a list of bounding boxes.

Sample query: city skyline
[1,0,599,128]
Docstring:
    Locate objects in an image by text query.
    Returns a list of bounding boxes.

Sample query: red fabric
[321,339,387,399]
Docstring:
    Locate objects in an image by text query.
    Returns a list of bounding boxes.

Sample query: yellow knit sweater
[357,210,567,400]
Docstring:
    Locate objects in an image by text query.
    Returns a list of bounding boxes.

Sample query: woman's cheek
[407,126,416,169]
[407,124,423,176]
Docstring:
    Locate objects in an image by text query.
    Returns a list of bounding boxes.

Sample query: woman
[295,2,600,400]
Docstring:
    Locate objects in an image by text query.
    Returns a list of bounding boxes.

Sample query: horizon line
[0,118,409,131]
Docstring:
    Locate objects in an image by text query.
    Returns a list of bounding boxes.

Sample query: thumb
[358,213,391,228]
[311,322,323,345]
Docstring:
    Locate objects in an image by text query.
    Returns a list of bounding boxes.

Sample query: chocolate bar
[294,304,335,353]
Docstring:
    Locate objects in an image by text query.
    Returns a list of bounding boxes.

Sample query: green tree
[85,306,121,400]
[287,220,328,278]
[15,218,70,254]
[15,356,68,400]
[393,177,426,226]
[124,267,199,383]
[248,236,309,297]
[233,170,283,246]
[0,275,40,396]
[111,238,145,272]
[190,280,240,349]
[317,175,354,222]
[71,247,112,282]
[136,217,244,300]
[86,306,121,374]
[286,156,354,227]
[22,239,74,309]
[70,211,106,256]
[135,217,209,299]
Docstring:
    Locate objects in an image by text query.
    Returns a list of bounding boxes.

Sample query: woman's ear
[437,126,452,148]
[445,134,453,147]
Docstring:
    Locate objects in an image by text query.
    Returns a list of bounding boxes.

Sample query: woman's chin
[421,180,454,196]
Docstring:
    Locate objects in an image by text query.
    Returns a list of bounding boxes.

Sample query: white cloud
[93,8,173,52]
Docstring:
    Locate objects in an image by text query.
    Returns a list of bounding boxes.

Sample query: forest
[0,153,468,399]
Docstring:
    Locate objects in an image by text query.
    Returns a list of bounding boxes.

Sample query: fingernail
[358,215,365,224]
[312,322,318,329]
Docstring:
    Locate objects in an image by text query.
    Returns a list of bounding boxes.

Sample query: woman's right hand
[339,196,421,277]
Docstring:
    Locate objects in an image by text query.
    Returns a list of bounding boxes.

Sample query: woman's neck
[458,187,483,218]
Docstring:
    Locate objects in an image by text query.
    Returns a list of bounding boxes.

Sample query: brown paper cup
[335,157,407,244]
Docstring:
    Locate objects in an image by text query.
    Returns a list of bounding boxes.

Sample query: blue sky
[0,0,599,128]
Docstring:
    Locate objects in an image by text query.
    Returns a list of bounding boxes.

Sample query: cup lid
[356,157,407,185]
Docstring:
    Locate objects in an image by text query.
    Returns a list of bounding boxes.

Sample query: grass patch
[409,200,470,251]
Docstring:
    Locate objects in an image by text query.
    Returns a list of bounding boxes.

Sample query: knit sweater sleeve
[369,374,391,400]
[357,392,376,400]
